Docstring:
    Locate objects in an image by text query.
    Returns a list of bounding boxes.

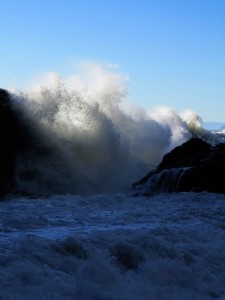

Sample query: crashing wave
[0,65,220,195]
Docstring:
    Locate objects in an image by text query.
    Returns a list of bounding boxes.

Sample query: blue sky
[0,0,225,122]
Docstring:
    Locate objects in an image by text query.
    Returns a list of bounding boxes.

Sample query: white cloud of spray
[11,64,205,195]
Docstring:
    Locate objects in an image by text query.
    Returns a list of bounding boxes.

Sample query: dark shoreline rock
[0,89,18,197]
[133,138,225,196]
[0,89,33,198]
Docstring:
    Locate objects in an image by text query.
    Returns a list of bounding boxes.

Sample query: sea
[1,68,225,299]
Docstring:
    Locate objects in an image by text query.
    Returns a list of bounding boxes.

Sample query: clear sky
[0,0,225,122]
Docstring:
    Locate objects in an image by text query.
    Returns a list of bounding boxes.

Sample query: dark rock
[0,89,32,198]
[158,138,212,170]
[0,89,18,197]
[133,138,225,195]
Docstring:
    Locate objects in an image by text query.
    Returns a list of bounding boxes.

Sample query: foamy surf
[0,192,224,300]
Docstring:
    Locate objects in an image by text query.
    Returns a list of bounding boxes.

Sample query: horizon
[0,0,225,122]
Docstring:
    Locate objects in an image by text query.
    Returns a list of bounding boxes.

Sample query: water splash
[9,65,204,195]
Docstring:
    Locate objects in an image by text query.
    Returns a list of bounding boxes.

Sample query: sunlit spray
[10,65,205,195]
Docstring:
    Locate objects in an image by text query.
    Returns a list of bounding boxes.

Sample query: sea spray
[9,65,205,195]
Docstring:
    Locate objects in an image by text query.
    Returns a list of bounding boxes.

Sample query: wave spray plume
[9,65,201,195]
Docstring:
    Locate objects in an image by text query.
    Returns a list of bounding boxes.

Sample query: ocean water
[1,192,225,300]
[2,66,225,299]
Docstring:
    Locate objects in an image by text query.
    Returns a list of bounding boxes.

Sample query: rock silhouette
[0,89,19,196]
[133,138,225,195]
[0,89,33,197]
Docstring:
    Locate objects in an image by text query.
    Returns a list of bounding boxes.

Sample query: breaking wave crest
[9,65,205,195]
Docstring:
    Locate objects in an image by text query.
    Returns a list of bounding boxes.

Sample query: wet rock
[133,138,225,195]
[0,89,34,197]
[0,89,18,197]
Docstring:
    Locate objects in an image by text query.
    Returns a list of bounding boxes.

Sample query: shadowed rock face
[133,138,225,196]
[158,138,212,170]
[0,89,18,196]
[0,89,32,197]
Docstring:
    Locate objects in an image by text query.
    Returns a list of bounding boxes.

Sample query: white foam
[0,192,225,299]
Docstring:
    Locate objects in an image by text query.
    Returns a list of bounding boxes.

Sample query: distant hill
[202,122,225,130]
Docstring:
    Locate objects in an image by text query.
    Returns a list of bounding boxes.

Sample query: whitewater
[1,193,225,300]
[10,65,205,196]
[1,65,225,299]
